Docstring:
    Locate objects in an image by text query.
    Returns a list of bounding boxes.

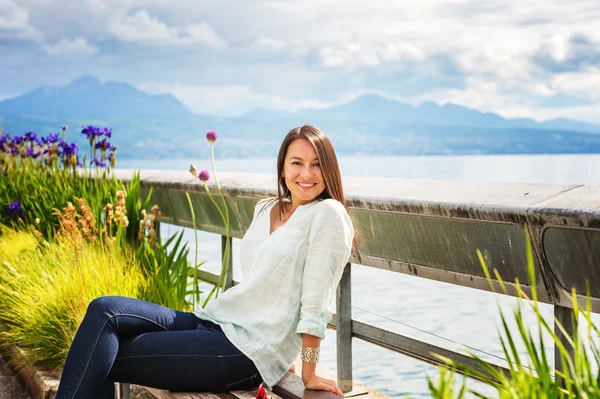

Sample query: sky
[1,0,600,123]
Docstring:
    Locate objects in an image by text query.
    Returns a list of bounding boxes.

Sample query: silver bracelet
[300,347,320,364]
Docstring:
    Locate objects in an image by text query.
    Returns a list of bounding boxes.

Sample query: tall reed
[427,227,600,398]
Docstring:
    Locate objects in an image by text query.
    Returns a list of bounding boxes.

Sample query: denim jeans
[55,296,261,399]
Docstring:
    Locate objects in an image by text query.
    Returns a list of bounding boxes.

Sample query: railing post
[554,304,575,386]
[117,382,131,399]
[222,235,233,291]
[336,262,353,393]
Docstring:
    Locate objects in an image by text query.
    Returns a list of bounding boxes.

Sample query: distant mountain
[2,76,600,158]
[0,76,194,119]
[247,95,600,134]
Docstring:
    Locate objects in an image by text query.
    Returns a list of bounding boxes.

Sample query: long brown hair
[265,125,360,254]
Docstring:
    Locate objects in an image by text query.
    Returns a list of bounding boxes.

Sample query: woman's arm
[295,200,353,397]
[301,333,344,397]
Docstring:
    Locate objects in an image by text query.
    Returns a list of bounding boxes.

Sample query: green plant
[427,227,600,398]
[137,230,205,311]
[0,227,144,368]
[0,127,120,238]
[0,165,121,238]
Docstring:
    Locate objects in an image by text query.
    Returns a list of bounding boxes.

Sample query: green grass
[0,227,144,368]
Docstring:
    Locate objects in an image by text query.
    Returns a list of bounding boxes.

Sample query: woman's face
[282,138,326,206]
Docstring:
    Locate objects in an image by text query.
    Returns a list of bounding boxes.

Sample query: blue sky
[1,0,600,122]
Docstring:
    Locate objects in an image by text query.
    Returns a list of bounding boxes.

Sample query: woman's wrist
[303,373,316,386]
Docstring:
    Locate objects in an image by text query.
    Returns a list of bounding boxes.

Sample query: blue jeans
[55,296,261,399]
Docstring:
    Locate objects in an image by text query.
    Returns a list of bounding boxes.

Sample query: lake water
[118,154,600,398]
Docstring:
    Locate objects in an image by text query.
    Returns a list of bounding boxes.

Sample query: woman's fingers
[318,381,343,397]
[305,375,344,397]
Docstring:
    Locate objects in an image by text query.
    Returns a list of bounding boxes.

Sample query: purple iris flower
[95,139,110,151]
[7,201,22,216]
[10,147,18,156]
[13,136,24,145]
[81,125,98,139]
[91,157,106,167]
[25,148,40,158]
[24,131,37,142]
[47,133,59,144]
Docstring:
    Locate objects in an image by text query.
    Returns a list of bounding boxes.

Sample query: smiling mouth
[297,182,316,188]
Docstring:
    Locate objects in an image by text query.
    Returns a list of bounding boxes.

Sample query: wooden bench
[131,372,340,399]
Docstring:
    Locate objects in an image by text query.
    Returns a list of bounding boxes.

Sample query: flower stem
[210,143,231,296]
[185,192,199,308]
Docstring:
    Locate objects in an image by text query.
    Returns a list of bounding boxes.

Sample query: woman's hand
[288,363,295,373]
[304,374,344,397]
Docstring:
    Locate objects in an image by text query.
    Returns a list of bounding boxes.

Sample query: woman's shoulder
[312,198,351,222]
[311,199,354,240]
[314,198,347,213]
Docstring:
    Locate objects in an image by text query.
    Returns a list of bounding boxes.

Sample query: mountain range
[1,75,600,159]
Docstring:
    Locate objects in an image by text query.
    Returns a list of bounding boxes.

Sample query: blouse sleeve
[295,199,354,339]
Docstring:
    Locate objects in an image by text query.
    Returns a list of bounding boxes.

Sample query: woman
[56,125,354,399]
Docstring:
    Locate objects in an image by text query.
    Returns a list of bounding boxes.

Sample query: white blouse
[194,197,354,388]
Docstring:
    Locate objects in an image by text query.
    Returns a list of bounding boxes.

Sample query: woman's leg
[56,296,201,399]
[108,321,260,393]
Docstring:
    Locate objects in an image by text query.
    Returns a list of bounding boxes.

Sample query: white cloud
[137,82,330,116]
[0,0,42,40]
[320,40,424,69]
[252,37,286,50]
[42,37,98,57]
[109,9,226,48]
[552,67,600,101]
[379,42,424,62]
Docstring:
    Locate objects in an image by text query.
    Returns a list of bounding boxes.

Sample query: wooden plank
[272,372,340,399]
[554,305,575,387]
[350,320,511,383]
[194,269,240,288]
[230,388,282,399]
[145,386,229,399]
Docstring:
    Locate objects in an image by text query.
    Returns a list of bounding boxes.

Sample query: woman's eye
[312,164,320,167]
[292,161,301,165]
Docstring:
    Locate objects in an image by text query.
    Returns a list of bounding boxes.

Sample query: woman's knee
[86,296,123,318]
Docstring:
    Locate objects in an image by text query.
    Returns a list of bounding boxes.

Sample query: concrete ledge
[0,344,58,399]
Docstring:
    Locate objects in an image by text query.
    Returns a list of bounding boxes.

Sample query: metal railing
[114,169,600,393]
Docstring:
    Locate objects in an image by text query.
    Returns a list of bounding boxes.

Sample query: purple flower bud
[7,201,22,216]
[206,130,218,143]
[198,170,210,182]
[61,125,68,131]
